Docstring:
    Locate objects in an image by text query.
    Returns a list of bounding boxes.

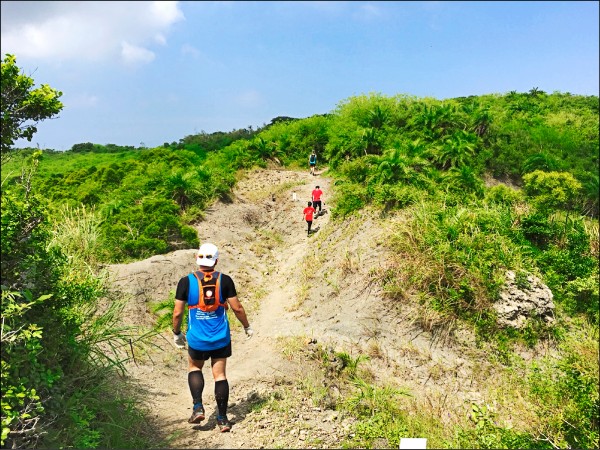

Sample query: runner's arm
[172,299,186,333]
[227,296,250,328]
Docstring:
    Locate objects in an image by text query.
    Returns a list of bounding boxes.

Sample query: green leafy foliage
[523,170,582,212]
[1,54,63,162]
[454,403,542,449]
[386,200,533,322]
[1,57,156,445]
[1,187,156,448]
[151,291,188,333]
[484,184,524,206]
[342,378,413,448]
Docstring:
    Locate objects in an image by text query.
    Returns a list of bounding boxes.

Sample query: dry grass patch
[245,180,306,202]
[242,208,263,226]
[339,247,360,276]
[292,249,321,310]
[583,217,599,258]
[250,228,284,256]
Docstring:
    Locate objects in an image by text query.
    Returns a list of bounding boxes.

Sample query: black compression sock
[188,370,204,406]
[214,379,229,418]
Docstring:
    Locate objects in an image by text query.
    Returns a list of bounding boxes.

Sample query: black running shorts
[188,342,232,361]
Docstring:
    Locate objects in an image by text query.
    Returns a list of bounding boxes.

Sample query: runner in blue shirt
[309,151,317,176]
[172,242,254,432]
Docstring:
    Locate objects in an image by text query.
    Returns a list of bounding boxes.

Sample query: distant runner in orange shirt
[303,201,316,236]
[311,185,323,215]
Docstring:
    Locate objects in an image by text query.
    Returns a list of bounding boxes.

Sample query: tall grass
[49,200,160,448]
[451,318,599,449]
[385,199,534,324]
[49,204,101,271]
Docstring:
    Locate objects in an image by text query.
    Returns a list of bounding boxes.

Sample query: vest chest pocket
[202,284,216,306]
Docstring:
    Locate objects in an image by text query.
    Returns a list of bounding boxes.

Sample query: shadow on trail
[190,392,265,433]
[308,226,321,236]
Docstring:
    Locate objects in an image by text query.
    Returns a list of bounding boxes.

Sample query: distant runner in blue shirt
[309,151,317,176]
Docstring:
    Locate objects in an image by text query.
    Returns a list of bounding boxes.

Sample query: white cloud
[0,1,184,65]
[149,1,184,26]
[121,42,155,65]
[181,43,201,59]
[67,93,100,109]
[235,90,264,109]
[356,3,382,20]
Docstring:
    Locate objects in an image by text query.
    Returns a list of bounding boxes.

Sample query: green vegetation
[1,54,63,163]
[1,162,157,448]
[2,53,598,448]
[1,57,159,448]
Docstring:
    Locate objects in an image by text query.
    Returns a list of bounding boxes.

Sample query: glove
[173,331,186,349]
[244,326,254,339]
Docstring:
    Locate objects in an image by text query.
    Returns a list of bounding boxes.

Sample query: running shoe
[188,405,205,424]
[217,417,232,432]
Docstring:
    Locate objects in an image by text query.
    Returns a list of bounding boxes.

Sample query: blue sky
[1,1,598,151]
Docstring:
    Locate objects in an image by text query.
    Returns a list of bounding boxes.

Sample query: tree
[361,127,380,155]
[162,171,203,210]
[377,147,428,185]
[528,87,546,97]
[411,103,457,140]
[377,149,411,183]
[434,130,477,170]
[470,107,493,138]
[1,54,63,162]
[445,165,484,197]
[367,104,389,129]
[248,136,280,162]
[522,152,560,174]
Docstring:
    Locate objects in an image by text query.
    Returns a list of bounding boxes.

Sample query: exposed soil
[106,167,500,448]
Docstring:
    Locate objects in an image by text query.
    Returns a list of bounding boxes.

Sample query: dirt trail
[109,167,343,448]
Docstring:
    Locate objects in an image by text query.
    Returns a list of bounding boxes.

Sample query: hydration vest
[189,271,228,312]
[310,154,316,164]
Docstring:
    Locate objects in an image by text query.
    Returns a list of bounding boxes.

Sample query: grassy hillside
[4,91,597,264]
[2,89,598,448]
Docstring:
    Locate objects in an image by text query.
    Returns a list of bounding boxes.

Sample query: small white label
[399,438,427,449]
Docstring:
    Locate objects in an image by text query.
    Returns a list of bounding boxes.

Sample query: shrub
[122,237,169,258]
[1,187,153,448]
[523,170,582,212]
[371,183,422,210]
[386,200,534,327]
[520,212,561,248]
[527,321,599,448]
[331,183,368,218]
[484,184,524,206]
[180,225,199,247]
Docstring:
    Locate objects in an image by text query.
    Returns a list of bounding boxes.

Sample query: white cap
[196,243,219,267]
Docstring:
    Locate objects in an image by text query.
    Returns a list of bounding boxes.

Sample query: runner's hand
[244,326,254,339]
[173,332,186,349]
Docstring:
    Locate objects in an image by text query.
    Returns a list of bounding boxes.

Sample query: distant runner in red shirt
[303,201,316,236]
[311,185,323,215]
